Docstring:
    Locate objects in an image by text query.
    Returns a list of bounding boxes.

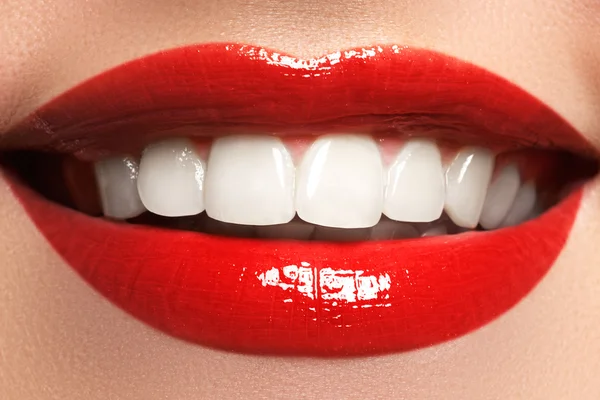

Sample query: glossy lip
[2,43,592,356]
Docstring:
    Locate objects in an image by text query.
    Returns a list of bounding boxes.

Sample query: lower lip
[6,171,581,356]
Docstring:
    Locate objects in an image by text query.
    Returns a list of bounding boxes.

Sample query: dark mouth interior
[1,148,597,242]
[129,212,469,241]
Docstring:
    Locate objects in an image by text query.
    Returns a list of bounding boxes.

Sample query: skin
[0,0,599,398]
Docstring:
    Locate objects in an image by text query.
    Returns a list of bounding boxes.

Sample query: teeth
[206,136,295,225]
[479,164,521,230]
[445,147,495,228]
[137,138,206,217]
[96,133,544,238]
[384,139,445,222]
[204,135,295,225]
[296,134,383,228]
[501,183,537,227]
[94,156,146,219]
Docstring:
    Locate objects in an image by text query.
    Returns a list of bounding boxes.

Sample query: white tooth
[255,220,315,240]
[204,135,295,226]
[370,220,419,240]
[313,226,371,242]
[479,164,521,230]
[296,134,383,228]
[421,225,448,237]
[137,138,205,217]
[501,183,537,227]
[384,139,445,222]
[445,147,494,228]
[94,156,146,219]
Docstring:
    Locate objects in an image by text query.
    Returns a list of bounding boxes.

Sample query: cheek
[0,0,599,397]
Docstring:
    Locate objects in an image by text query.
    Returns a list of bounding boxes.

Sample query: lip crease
[1,43,594,356]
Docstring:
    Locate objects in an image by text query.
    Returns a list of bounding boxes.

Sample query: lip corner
[1,42,589,357]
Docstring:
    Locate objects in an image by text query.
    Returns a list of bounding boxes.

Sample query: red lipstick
[3,43,592,356]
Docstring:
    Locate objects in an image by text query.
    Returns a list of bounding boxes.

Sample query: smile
[1,43,596,356]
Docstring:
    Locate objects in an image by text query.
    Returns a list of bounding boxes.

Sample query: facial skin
[0,1,599,398]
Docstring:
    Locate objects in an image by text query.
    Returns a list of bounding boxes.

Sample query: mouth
[1,43,597,356]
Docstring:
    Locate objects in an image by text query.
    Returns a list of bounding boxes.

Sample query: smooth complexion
[0,0,599,398]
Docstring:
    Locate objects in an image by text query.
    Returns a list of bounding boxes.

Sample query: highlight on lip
[2,43,597,356]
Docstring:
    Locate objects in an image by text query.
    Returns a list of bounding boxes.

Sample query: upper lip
[3,43,593,357]
[3,43,596,159]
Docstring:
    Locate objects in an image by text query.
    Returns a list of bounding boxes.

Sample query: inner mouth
[4,132,597,242]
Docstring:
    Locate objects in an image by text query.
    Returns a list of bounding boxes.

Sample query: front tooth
[479,164,520,230]
[501,182,537,227]
[137,138,206,217]
[94,156,146,219]
[296,134,384,228]
[445,147,495,228]
[384,139,445,222]
[204,135,295,226]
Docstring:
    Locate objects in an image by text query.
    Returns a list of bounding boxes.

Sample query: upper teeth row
[94,134,537,230]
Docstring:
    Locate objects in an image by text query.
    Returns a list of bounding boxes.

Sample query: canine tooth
[94,156,146,219]
[204,135,295,226]
[137,138,206,217]
[479,164,520,230]
[501,183,537,227]
[445,147,494,228]
[384,139,445,222]
[296,134,383,228]
[255,220,315,240]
